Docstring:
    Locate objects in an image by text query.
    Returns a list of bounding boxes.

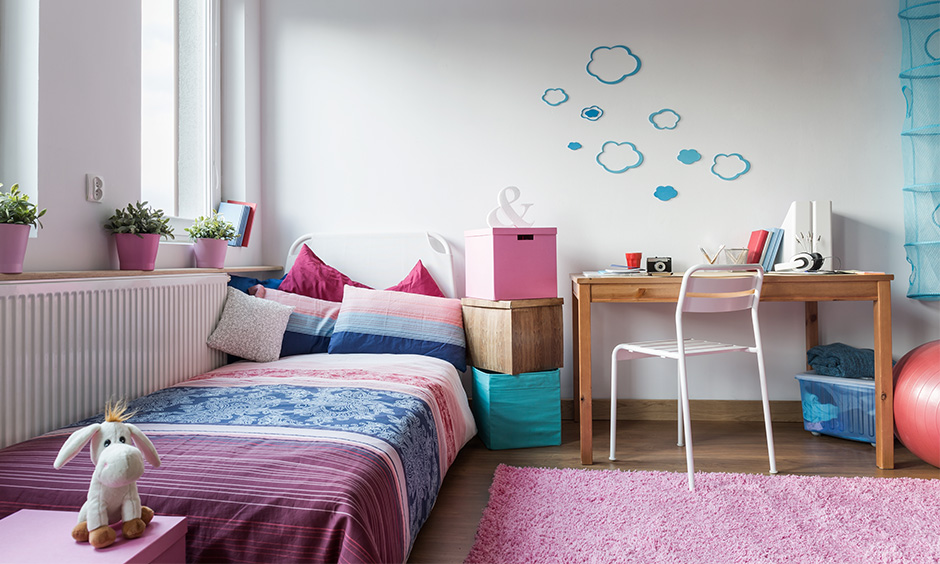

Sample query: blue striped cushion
[328,286,466,371]
[255,287,341,356]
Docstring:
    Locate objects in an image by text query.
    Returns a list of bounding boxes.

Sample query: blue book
[762,227,785,272]
[217,202,250,247]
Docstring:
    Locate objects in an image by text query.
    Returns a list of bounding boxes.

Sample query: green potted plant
[104,201,174,271]
[0,183,47,274]
[184,210,238,268]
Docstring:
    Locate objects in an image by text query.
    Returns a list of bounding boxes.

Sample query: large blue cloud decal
[586,45,642,85]
[596,141,644,173]
[711,153,751,180]
[649,109,680,130]
[542,88,569,106]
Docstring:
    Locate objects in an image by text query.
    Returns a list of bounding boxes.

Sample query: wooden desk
[571,272,895,468]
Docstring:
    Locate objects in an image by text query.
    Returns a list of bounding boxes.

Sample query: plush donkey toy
[53,400,161,548]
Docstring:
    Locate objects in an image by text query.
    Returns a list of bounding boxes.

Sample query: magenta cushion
[280,246,446,301]
[277,245,370,302]
[385,260,445,297]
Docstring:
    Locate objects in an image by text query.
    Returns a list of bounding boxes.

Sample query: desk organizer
[465,227,557,300]
[899,1,940,300]
[472,367,561,450]
[796,372,875,444]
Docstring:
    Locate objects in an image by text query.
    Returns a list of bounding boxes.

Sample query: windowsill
[0,265,282,282]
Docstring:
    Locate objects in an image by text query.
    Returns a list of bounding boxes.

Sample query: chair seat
[615,338,753,360]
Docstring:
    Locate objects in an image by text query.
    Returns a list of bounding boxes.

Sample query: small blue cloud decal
[677,149,701,165]
[568,142,582,150]
[711,153,751,180]
[649,109,680,130]
[654,186,678,201]
[596,141,644,173]
[586,45,641,85]
[542,88,569,106]
[581,106,604,121]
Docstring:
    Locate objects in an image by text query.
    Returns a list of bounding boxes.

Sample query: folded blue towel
[806,342,876,379]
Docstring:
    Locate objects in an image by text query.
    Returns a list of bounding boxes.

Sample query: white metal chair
[608,264,777,491]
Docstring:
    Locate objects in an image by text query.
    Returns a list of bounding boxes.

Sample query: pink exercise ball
[893,340,940,468]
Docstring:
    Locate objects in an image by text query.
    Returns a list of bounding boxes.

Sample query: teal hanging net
[900,1,940,300]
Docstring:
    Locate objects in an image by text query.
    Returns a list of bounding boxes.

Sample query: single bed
[0,232,476,563]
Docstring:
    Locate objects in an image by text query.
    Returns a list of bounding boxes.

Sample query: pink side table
[0,509,187,563]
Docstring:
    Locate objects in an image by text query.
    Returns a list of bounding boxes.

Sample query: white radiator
[0,274,229,449]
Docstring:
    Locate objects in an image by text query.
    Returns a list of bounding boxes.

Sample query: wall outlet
[85,174,104,203]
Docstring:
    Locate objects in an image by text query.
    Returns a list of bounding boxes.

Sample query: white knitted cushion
[207,287,293,362]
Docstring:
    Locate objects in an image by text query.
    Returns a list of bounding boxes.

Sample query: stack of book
[217,201,256,247]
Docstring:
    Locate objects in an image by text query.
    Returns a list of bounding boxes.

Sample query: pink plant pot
[193,238,228,268]
[114,232,161,271]
[0,223,31,274]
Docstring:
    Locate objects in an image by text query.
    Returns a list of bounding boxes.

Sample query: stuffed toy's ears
[126,424,161,468]
[53,424,101,469]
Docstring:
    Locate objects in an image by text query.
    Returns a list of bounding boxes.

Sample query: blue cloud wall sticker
[649,109,681,130]
[586,45,642,84]
[596,141,644,173]
[711,153,751,180]
[677,149,702,165]
[542,88,569,106]
[654,186,679,201]
[581,106,604,121]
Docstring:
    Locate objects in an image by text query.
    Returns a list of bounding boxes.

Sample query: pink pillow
[386,260,445,297]
[277,245,370,302]
[279,246,446,301]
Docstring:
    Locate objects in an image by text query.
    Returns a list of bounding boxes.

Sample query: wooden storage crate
[461,297,563,375]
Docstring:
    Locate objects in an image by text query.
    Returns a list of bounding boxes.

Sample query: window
[141,0,219,220]
[0,0,39,212]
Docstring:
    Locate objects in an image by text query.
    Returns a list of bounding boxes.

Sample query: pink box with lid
[465,227,557,300]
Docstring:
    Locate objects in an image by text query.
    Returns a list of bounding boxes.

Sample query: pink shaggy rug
[465,465,940,564]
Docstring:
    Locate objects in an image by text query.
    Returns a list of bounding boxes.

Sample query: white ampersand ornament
[486,186,534,228]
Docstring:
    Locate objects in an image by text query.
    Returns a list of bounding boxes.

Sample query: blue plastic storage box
[795,372,875,444]
[471,367,561,450]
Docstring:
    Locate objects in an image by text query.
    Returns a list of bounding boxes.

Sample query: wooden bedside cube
[461,297,564,375]
[0,509,187,563]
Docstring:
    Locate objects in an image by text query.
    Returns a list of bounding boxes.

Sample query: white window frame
[143,0,220,232]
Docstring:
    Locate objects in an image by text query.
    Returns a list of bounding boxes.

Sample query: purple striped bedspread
[0,353,476,563]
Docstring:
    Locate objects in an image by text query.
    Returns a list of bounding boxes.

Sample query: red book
[226,200,256,247]
[746,229,770,264]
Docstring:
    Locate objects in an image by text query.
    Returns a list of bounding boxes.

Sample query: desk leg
[874,280,895,469]
[572,287,580,423]
[804,302,819,370]
[576,285,593,465]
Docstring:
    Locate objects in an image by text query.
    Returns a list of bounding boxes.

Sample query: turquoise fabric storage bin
[471,367,561,450]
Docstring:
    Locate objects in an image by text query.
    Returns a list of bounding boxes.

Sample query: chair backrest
[676,264,764,314]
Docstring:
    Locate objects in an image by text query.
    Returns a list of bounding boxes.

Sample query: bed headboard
[285,232,457,298]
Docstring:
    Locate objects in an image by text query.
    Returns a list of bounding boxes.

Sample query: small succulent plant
[184,210,238,241]
[104,201,174,239]
[0,183,47,228]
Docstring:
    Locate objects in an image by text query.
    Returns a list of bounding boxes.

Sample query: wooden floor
[407,419,940,563]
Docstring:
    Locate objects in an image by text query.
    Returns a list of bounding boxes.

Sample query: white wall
[259,0,940,400]
[6,1,937,402]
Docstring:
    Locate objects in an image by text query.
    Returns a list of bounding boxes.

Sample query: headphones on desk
[775,252,825,272]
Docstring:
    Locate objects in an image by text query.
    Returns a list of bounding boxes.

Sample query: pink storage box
[465,227,558,300]
[0,509,187,563]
